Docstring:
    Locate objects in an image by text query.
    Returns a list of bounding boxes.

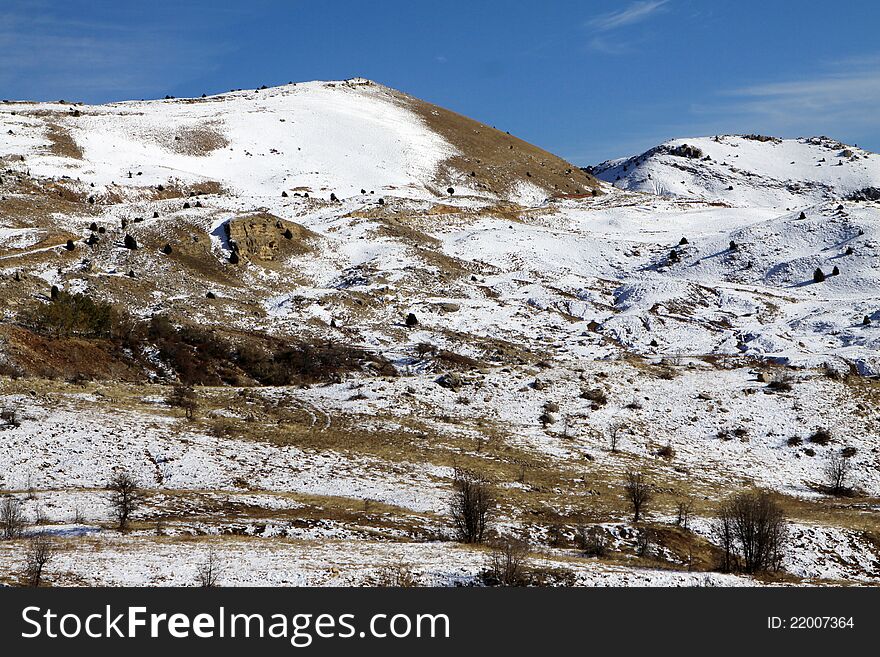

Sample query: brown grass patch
[164,123,229,156]
[45,123,83,159]
[389,87,600,200]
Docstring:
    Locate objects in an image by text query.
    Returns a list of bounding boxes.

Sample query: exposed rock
[223,213,318,262]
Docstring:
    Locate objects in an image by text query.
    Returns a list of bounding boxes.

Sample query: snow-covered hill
[1,87,879,587]
[591,135,880,208]
[2,78,597,205]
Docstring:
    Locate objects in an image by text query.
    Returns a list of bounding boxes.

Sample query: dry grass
[390,87,600,199]
[162,123,229,156]
[45,123,83,159]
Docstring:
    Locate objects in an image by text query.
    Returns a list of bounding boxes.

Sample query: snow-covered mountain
[1,86,879,587]
[591,134,880,208]
[4,78,597,206]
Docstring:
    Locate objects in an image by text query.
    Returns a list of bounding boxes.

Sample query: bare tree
[196,548,222,587]
[609,423,623,453]
[487,537,530,586]
[108,471,143,532]
[824,452,852,496]
[624,471,653,523]
[450,468,494,544]
[675,497,694,530]
[715,490,788,574]
[168,385,198,420]
[1,497,27,540]
[24,533,55,587]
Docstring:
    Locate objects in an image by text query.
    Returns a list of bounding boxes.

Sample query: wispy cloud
[0,2,234,102]
[585,1,670,55]
[704,57,880,136]
[588,1,669,32]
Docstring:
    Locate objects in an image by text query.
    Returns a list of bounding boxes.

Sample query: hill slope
[1,91,879,587]
[591,135,880,208]
[2,78,597,205]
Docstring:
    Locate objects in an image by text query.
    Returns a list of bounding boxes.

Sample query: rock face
[224,213,317,263]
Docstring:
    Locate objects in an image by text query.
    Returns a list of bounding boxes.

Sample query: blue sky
[2,0,878,164]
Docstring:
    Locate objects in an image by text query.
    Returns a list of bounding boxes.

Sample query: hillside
[591,135,880,208]
[2,78,597,206]
[0,88,878,587]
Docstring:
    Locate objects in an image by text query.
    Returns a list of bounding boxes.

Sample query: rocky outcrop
[224,213,318,263]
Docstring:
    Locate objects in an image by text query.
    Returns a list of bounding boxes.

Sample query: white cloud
[588,1,669,32]
[709,61,880,135]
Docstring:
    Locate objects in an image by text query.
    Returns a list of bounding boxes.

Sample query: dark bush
[28,291,114,338]
[576,525,608,557]
[809,428,832,445]
[767,377,793,392]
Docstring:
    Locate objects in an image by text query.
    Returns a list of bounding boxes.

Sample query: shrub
[24,533,55,587]
[485,537,530,586]
[635,527,654,558]
[28,291,114,338]
[370,565,419,587]
[656,442,675,459]
[196,548,222,587]
[787,436,802,447]
[766,377,793,392]
[168,385,198,419]
[0,408,20,428]
[813,268,825,283]
[450,468,494,544]
[715,490,787,574]
[1,497,26,539]
[576,525,607,557]
[809,428,832,445]
[675,498,693,530]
